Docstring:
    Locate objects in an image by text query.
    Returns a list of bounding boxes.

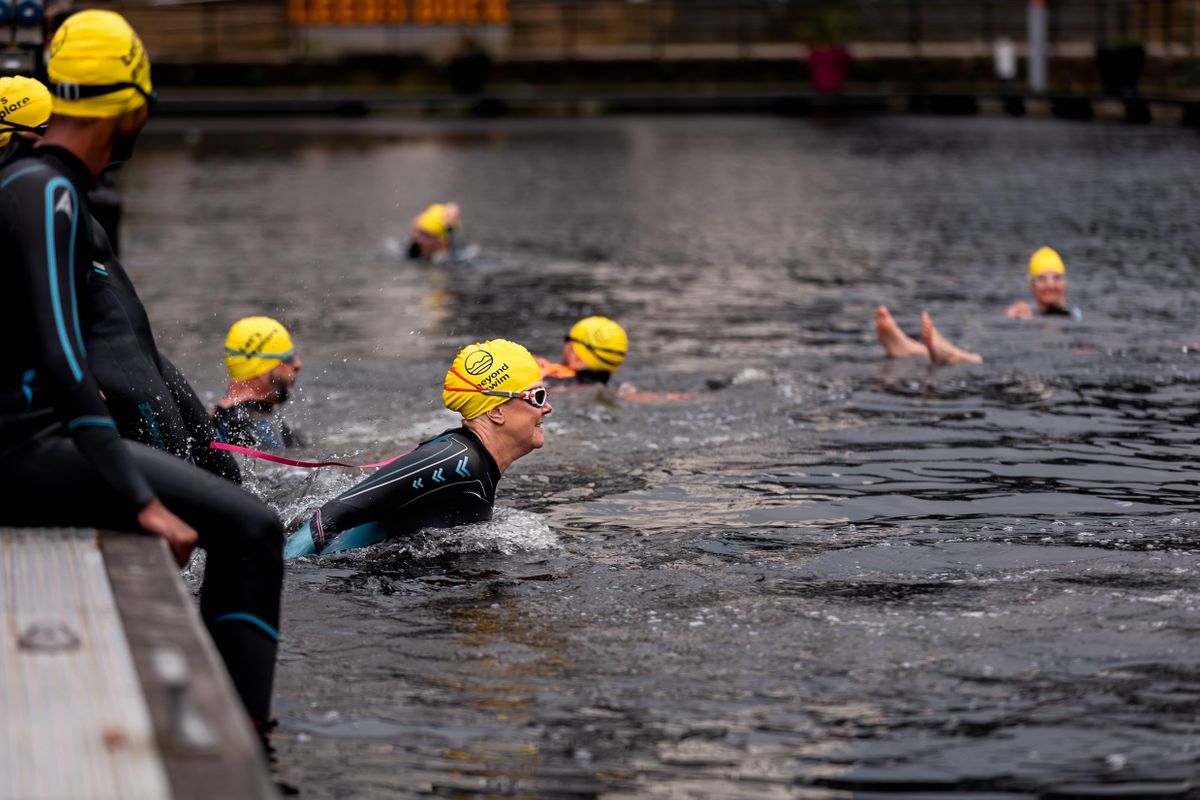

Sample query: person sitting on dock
[537,315,628,385]
[0,10,283,735]
[1004,246,1081,320]
[0,76,241,483]
[407,201,462,259]
[213,316,303,451]
[285,338,551,558]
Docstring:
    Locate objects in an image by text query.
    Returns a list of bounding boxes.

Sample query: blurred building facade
[56,1,1200,63]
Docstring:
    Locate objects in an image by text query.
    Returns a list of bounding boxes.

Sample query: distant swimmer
[0,10,282,733]
[537,315,628,385]
[1004,246,1082,320]
[408,201,462,260]
[537,315,693,401]
[284,338,551,558]
[874,246,1080,365]
[213,316,303,451]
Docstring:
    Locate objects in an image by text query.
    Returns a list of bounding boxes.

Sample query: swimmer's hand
[1005,301,1034,319]
[137,499,199,567]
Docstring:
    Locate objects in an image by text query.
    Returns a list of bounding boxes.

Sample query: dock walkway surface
[0,528,276,800]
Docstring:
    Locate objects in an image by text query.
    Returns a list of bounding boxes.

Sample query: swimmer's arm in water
[1004,301,1034,319]
[615,384,695,403]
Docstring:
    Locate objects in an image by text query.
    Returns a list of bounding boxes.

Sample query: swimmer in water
[0,10,282,734]
[407,201,462,259]
[537,315,693,400]
[874,246,1079,365]
[213,316,303,451]
[1004,246,1081,320]
[284,338,551,558]
[537,316,628,385]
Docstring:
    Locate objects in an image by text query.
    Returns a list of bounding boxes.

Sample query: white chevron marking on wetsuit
[339,438,470,501]
[54,189,73,222]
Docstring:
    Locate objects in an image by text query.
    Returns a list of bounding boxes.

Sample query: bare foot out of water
[875,305,927,359]
[921,312,983,365]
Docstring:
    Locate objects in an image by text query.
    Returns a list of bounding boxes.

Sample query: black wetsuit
[86,221,240,482]
[1044,304,1083,320]
[0,145,282,722]
[285,426,500,558]
[213,400,300,452]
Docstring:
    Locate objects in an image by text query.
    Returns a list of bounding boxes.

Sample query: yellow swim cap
[1029,246,1066,279]
[416,204,451,240]
[224,316,296,381]
[443,339,541,420]
[0,76,52,148]
[568,316,628,372]
[48,10,153,119]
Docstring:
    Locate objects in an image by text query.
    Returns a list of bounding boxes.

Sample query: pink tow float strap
[210,441,411,470]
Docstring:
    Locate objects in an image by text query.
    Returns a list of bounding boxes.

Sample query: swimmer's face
[1031,272,1067,310]
[267,356,302,403]
[508,381,551,453]
[562,340,589,371]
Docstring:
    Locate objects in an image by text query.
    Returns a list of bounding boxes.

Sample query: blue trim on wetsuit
[67,415,117,431]
[0,163,45,189]
[20,369,34,409]
[214,612,280,641]
[44,177,83,382]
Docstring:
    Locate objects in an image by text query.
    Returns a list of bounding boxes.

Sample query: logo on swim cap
[465,350,494,376]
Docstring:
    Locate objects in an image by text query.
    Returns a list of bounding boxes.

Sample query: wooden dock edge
[99,531,278,800]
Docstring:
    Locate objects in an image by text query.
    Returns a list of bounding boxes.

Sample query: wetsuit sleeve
[2,176,155,507]
[159,357,242,484]
[315,433,491,538]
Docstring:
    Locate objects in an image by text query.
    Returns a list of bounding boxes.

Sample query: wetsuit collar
[32,145,96,189]
[454,425,501,482]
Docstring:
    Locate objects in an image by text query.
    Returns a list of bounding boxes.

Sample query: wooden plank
[1,528,171,800]
[99,531,278,800]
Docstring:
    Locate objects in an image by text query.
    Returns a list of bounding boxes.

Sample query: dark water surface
[132,115,1200,798]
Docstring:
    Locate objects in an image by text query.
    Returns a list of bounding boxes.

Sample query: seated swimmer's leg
[148,459,283,724]
[876,305,928,359]
[0,435,284,725]
[921,311,984,365]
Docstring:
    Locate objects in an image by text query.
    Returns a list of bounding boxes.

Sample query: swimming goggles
[445,368,549,408]
[224,347,297,365]
[564,336,625,368]
[1031,273,1065,284]
[51,81,159,113]
[0,120,48,136]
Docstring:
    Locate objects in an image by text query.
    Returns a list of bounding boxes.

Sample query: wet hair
[407,240,422,259]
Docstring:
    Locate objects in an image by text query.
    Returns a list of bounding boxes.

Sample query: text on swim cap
[0,96,31,120]
[478,364,511,388]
